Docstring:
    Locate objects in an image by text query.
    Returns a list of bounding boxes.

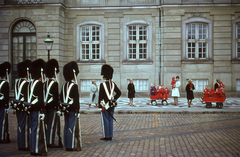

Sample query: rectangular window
[237,80,240,91]
[80,25,101,60]
[186,79,208,92]
[237,23,240,58]
[127,25,148,60]
[127,79,148,91]
[80,80,101,92]
[187,23,208,59]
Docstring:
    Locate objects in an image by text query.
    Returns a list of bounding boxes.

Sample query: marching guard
[98,64,121,141]
[29,59,47,156]
[13,60,31,150]
[60,61,81,151]
[0,62,11,143]
[44,59,62,148]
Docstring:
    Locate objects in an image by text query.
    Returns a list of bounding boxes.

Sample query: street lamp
[44,32,54,61]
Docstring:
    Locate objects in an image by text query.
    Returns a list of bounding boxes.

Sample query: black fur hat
[17,60,31,78]
[101,64,113,80]
[45,59,59,78]
[30,59,45,79]
[63,61,79,81]
[0,62,11,77]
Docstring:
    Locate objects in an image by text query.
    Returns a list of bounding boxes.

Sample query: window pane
[26,36,36,61]
[92,44,100,60]
[199,23,207,40]
[128,43,136,59]
[129,79,148,91]
[129,25,136,41]
[82,26,89,41]
[82,44,89,59]
[92,25,100,41]
[237,80,240,91]
[237,23,240,39]
[81,80,101,92]
[199,42,207,59]
[237,42,240,58]
[139,25,147,41]
[13,36,24,65]
[187,24,195,39]
[139,43,147,59]
[187,42,195,59]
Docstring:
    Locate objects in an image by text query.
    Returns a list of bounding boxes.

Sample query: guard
[44,59,61,148]
[0,62,11,143]
[98,64,121,141]
[29,59,47,156]
[14,60,31,150]
[60,61,81,151]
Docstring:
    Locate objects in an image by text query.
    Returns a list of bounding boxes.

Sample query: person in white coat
[89,80,98,108]
[171,76,181,106]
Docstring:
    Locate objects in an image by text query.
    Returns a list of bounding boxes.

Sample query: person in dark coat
[0,62,11,143]
[28,59,47,155]
[44,59,60,148]
[60,61,81,151]
[185,79,195,107]
[15,60,31,150]
[127,79,135,106]
[98,64,121,141]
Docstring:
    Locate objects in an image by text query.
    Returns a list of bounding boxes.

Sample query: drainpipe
[159,1,162,86]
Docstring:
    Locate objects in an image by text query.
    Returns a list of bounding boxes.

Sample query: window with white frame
[77,22,104,62]
[186,79,208,92]
[128,79,148,91]
[237,80,240,91]
[232,19,240,61]
[123,20,152,62]
[80,80,101,92]
[182,17,212,61]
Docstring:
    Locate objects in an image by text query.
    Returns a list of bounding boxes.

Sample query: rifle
[40,116,47,156]
[56,113,63,148]
[75,114,82,151]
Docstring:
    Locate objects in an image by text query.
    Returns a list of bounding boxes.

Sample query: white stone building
[0,0,239,97]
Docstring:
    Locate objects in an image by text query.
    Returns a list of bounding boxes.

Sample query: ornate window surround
[76,21,105,63]
[232,18,240,63]
[123,20,153,65]
[182,17,213,63]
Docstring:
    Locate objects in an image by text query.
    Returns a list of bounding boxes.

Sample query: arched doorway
[11,20,37,89]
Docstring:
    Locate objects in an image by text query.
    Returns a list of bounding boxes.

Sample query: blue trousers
[29,111,47,154]
[16,110,29,149]
[0,106,9,141]
[45,109,57,145]
[64,111,76,149]
[101,107,114,138]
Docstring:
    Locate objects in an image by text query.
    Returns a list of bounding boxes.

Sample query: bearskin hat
[63,61,79,81]
[45,59,59,78]
[0,62,11,77]
[17,60,31,78]
[30,59,45,79]
[101,64,113,80]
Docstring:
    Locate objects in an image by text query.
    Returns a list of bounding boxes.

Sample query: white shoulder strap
[28,80,39,103]
[103,82,115,100]
[15,79,27,100]
[0,80,5,90]
[44,80,55,102]
[63,82,74,103]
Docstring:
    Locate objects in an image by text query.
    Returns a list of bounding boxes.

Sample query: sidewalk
[81,97,240,113]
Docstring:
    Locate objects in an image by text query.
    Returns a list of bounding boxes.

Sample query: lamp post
[44,32,54,61]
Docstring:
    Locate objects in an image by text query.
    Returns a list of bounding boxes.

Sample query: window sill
[231,59,240,64]
[181,59,213,64]
[77,60,106,65]
[122,60,153,65]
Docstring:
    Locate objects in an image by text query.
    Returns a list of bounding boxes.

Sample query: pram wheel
[151,100,157,106]
[216,102,223,109]
[206,103,212,108]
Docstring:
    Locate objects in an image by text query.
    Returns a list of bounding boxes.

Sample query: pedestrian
[171,76,181,106]
[0,62,11,144]
[44,59,61,148]
[88,80,98,108]
[214,78,225,91]
[29,59,47,155]
[60,61,81,151]
[14,60,31,150]
[185,79,195,107]
[98,64,121,141]
[127,79,135,106]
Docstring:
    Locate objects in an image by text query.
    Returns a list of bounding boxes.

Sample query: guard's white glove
[56,111,61,116]
[5,108,9,114]
[39,114,45,120]
[76,113,80,118]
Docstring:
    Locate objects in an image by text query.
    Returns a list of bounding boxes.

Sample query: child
[171,77,176,89]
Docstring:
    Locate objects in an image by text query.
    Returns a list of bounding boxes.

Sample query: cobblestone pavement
[1,112,240,157]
